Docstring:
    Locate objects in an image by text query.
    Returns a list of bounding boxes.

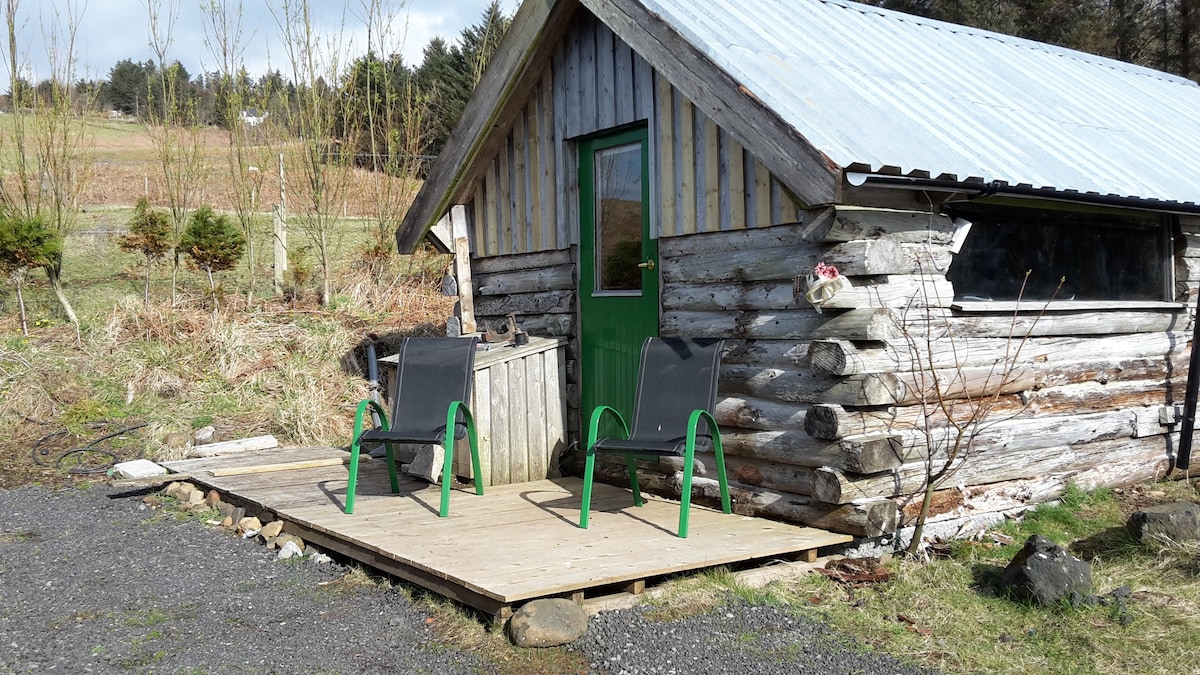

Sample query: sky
[4,0,511,91]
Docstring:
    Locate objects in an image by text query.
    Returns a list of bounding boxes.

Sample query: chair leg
[384,443,400,494]
[439,438,455,518]
[678,450,694,538]
[580,450,596,529]
[712,432,732,515]
[467,423,484,496]
[345,439,362,515]
[626,456,643,507]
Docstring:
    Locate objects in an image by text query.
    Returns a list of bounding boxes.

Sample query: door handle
[637,259,655,270]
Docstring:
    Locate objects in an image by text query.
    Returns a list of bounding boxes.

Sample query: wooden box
[379,336,568,486]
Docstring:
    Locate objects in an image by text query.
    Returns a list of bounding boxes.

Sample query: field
[0,118,453,487]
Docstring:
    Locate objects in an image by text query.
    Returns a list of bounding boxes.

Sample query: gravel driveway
[0,485,932,674]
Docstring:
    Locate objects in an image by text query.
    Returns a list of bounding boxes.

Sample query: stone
[236,517,262,537]
[999,535,1092,606]
[259,520,285,540]
[216,501,236,519]
[274,533,305,553]
[221,516,233,528]
[276,540,304,560]
[405,444,444,484]
[164,482,195,500]
[205,490,222,507]
[184,488,206,505]
[163,432,191,450]
[142,495,163,508]
[1127,502,1200,543]
[193,426,216,446]
[508,598,589,648]
[111,459,168,480]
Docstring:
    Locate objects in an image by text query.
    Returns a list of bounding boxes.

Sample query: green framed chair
[579,337,732,538]
[345,337,484,517]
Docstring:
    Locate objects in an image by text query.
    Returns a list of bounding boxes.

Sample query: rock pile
[144,481,325,562]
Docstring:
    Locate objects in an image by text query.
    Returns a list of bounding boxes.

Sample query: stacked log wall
[791,204,1197,527]
[582,204,1198,538]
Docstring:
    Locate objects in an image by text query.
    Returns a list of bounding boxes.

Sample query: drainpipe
[1178,291,1200,470]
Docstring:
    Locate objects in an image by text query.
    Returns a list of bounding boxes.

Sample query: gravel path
[0,485,933,674]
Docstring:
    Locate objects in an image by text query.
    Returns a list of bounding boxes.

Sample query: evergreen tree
[0,215,61,336]
[118,198,173,308]
[178,206,246,309]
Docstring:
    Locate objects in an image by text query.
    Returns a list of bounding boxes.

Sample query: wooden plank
[491,364,511,485]
[525,353,547,482]
[552,44,569,248]
[499,138,513,255]
[476,264,575,295]
[596,22,616,129]
[753,160,770,227]
[451,206,477,334]
[473,368,493,485]
[187,435,279,457]
[473,248,572,275]
[486,158,500,257]
[210,456,353,477]
[513,106,529,254]
[529,85,544,252]
[729,138,746,231]
[544,348,566,478]
[657,75,677,238]
[613,37,634,125]
[472,189,485,258]
[538,70,557,250]
[580,16,598,133]
[679,98,697,236]
[703,115,720,233]
[508,356,529,483]
[802,205,956,244]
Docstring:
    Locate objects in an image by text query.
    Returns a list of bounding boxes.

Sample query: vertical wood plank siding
[467,11,805,256]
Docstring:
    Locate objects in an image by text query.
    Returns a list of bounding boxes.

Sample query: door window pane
[594,143,644,292]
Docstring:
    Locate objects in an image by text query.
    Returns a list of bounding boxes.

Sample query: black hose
[31,422,149,474]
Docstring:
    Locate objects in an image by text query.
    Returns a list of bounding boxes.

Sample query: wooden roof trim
[582,0,841,209]
[397,0,579,252]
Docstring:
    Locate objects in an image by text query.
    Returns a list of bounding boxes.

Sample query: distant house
[396,0,1200,540]
[239,108,267,127]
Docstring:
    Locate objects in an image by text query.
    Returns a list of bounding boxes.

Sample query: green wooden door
[578,127,658,436]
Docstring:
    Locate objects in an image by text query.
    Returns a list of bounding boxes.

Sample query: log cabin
[394,0,1200,540]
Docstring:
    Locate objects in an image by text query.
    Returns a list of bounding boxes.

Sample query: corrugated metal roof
[643,0,1200,207]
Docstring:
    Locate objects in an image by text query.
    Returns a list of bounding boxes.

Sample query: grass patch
[0,529,40,543]
[768,481,1200,674]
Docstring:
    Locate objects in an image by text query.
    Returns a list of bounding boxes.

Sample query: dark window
[945,204,1169,302]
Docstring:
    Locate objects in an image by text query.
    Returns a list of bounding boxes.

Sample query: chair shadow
[315,462,447,517]
[519,486,677,537]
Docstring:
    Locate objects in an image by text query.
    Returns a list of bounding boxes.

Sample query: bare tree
[352,0,427,282]
[885,265,1062,556]
[144,0,206,305]
[270,0,357,305]
[1,0,93,332]
[201,0,272,304]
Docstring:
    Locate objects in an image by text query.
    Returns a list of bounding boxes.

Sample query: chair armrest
[686,409,720,447]
[353,399,390,439]
[445,400,474,437]
[586,405,630,453]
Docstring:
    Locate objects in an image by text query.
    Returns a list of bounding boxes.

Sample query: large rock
[508,598,588,648]
[1127,502,1200,543]
[404,445,444,484]
[999,535,1092,606]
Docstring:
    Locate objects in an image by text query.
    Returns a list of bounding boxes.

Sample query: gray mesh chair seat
[579,337,732,538]
[345,337,484,516]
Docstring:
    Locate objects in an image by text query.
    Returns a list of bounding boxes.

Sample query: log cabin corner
[395,0,1200,542]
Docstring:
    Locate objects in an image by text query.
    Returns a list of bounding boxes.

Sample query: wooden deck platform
[162,447,852,618]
